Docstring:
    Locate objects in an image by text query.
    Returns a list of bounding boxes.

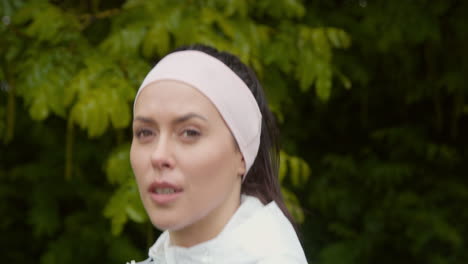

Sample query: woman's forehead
[133,80,222,121]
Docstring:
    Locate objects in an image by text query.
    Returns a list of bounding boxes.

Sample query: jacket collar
[147,195,307,264]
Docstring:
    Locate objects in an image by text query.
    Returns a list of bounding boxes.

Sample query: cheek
[179,138,240,202]
[182,137,238,178]
[130,143,148,186]
[130,143,140,173]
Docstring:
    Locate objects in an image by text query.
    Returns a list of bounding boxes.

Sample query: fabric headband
[133,50,262,178]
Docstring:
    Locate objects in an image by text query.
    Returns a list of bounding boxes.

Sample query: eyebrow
[133,113,208,125]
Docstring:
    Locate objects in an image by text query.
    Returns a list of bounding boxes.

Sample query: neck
[169,184,242,247]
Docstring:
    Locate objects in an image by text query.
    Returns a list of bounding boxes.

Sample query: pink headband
[134,50,262,177]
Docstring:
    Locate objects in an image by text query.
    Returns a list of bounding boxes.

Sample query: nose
[150,135,175,170]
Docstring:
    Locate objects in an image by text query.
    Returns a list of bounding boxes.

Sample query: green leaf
[29,92,49,120]
[282,187,304,223]
[67,55,134,136]
[224,0,249,17]
[316,65,333,101]
[100,24,147,58]
[104,188,129,236]
[126,202,146,223]
[11,1,47,25]
[70,89,109,137]
[106,81,132,129]
[326,27,352,49]
[105,144,132,185]
[296,49,318,91]
[254,0,305,19]
[289,156,301,186]
[28,190,60,237]
[335,68,352,90]
[104,179,146,235]
[142,23,170,59]
[23,3,79,43]
[282,152,310,188]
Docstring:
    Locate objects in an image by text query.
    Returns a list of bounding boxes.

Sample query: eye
[135,128,154,139]
[181,128,201,138]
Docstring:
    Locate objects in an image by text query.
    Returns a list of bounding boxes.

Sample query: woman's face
[131,80,245,236]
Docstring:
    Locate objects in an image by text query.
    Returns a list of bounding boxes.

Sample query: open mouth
[153,188,182,194]
[148,182,183,204]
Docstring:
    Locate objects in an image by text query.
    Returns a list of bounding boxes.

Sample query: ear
[237,154,246,177]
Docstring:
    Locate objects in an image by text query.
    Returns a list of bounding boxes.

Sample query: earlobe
[237,156,246,177]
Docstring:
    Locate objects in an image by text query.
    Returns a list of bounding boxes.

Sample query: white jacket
[128,195,308,264]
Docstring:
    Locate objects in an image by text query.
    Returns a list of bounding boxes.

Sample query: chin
[150,215,185,231]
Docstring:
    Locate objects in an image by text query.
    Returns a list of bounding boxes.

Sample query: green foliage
[3,0,340,262]
[2,0,468,263]
[296,26,351,100]
[104,144,146,235]
[280,151,311,223]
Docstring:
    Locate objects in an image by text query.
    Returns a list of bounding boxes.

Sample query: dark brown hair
[172,44,297,232]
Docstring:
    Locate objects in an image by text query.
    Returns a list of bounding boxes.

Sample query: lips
[148,181,183,205]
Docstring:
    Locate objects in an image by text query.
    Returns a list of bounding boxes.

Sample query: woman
[128,44,307,264]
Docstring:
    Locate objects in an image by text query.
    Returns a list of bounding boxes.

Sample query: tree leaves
[279,151,311,223]
[70,85,132,137]
[104,178,146,235]
[100,23,147,58]
[296,26,351,100]
[65,54,134,137]
[104,145,147,235]
[15,47,79,120]
[14,1,80,43]
[142,22,170,59]
[253,0,305,19]
[28,187,60,237]
[105,144,133,185]
[7,1,468,264]
[2,1,351,261]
